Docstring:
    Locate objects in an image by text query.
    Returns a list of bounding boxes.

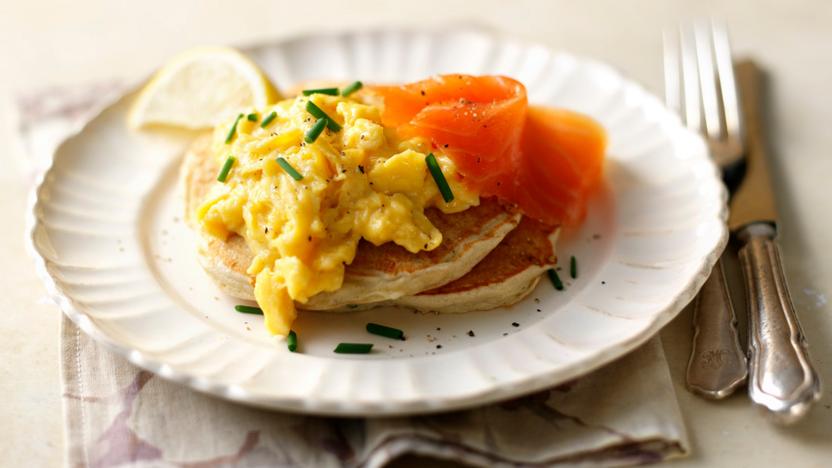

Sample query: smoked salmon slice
[369,75,606,226]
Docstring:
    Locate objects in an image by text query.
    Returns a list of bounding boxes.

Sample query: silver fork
[664,21,748,399]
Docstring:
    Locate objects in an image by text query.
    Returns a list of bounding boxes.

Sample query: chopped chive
[246,113,258,122]
[425,153,454,203]
[287,330,298,352]
[276,157,303,181]
[570,256,577,279]
[302,87,339,96]
[304,117,328,143]
[305,101,342,132]
[547,269,564,291]
[235,304,263,315]
[366,322,404,340]
[334,342,373,354]
[225,113,243,144]
[341,81,363,97]
[260,111,277,128]
[217,155,236,182]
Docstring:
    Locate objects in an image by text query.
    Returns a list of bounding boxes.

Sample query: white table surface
[1,1,830,466]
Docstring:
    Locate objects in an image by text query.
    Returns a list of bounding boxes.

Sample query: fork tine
[679,25,702,132]
[662,29,681,116]
[711,20,742,140]
[694,22,724,140]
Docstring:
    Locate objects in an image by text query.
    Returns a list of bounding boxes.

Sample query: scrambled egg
[197,92,479,335]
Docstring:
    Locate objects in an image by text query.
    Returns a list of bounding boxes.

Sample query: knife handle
[686,254,748,399]
[738,222,821,424]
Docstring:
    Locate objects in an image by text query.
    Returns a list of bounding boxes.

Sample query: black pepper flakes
[307,235,312,242]
[358,165,365,174]
[467,330,475,337]
[420,90,426,96]
[512,322,519,327]
[436,344,442,349]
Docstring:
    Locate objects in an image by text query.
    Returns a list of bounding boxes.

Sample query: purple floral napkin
[18,82,689,468]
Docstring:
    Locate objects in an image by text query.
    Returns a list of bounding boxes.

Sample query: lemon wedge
[129,46,279,130]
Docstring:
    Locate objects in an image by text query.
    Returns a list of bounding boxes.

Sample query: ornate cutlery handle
[686,255,747,399]
[738,222,821,424]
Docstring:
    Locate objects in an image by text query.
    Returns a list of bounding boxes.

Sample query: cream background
[0,1,830,466]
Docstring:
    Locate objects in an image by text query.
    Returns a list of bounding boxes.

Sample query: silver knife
[732,60,821,424]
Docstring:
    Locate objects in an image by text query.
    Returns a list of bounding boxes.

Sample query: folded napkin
[16,82,690,468]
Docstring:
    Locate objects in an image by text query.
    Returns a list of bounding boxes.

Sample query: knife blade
[731,60,821,424]
[729,64,778,231]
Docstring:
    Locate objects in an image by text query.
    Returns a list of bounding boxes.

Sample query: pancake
[331,217,559,313]
[180,134,521,309]
[392,217,558,313]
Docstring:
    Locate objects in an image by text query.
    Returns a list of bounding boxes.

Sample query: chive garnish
[366,322,404,340]
[217,155,236,182]
[302,87,339,96]
[341,81,363,97]
[304,117,328,143]
[246,113,258,122]
[235,305,263,315]
[276,157,303,181]
[570,256,577,279]
[547,269,564,291]
[287,330,298,352]
[305,101,341,132]
[225,113,243,144]
[425,153,454,203]
[260,111,277,128]
[334,343,373,354]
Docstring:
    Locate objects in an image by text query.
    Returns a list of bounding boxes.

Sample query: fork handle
[738,222,821,424]
[686,254,747,398]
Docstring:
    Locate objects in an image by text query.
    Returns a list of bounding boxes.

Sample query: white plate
[29,28,727,416]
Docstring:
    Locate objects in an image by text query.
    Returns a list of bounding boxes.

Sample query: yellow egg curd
[197,91,479,335]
